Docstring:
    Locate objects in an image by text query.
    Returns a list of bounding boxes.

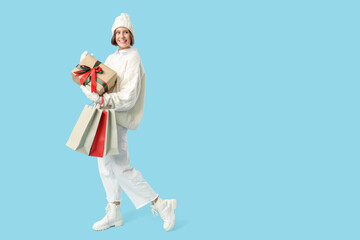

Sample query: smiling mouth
[118,40,127,43]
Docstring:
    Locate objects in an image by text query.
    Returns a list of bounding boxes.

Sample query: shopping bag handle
[93,96,104,110]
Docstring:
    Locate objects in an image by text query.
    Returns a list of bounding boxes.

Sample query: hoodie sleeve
[103,56,142,112]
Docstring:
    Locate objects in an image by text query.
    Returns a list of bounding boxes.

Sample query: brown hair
[111,30,135,47]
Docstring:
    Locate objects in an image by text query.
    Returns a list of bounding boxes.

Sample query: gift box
[71,55,117,95]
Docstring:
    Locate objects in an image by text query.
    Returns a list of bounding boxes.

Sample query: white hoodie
[103,48,146,130]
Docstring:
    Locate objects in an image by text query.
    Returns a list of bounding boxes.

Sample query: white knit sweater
[102,48,146,130]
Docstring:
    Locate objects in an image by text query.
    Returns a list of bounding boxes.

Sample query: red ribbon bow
[74,63,103,93]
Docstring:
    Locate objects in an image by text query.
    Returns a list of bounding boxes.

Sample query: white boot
[92,203,124,231]
[151,198,177,231]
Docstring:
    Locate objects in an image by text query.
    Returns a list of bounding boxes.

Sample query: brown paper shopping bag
[66,105,102,155]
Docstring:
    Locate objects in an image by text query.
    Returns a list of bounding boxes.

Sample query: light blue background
[0,0,359,239]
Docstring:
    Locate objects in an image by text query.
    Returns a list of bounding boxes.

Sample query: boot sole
[93,220,124,231]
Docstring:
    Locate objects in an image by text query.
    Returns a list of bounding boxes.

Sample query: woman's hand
[80,85,101,104]
[80,51,94,62]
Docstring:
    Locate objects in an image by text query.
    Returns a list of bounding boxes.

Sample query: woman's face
[115,27,131,49]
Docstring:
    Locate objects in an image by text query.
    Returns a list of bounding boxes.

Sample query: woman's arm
[103,59,142,111]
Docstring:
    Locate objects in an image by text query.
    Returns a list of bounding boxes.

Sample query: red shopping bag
[89,109,108,157]
[89,97,108,157]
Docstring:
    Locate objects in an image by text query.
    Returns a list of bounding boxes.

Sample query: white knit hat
[111,13,135,36]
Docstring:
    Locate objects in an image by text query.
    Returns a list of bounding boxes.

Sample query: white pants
[97,124,158,209]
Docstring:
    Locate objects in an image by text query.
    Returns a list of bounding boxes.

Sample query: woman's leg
[97,154,123,203]
[93,127,129,231]
[110,124,158,209]
[93,153,124,231]
[111,125,176,231]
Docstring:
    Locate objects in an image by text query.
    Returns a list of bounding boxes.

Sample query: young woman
[80,13,177,232]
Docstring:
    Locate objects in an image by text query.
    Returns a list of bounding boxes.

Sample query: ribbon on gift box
[74,61,109,93]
